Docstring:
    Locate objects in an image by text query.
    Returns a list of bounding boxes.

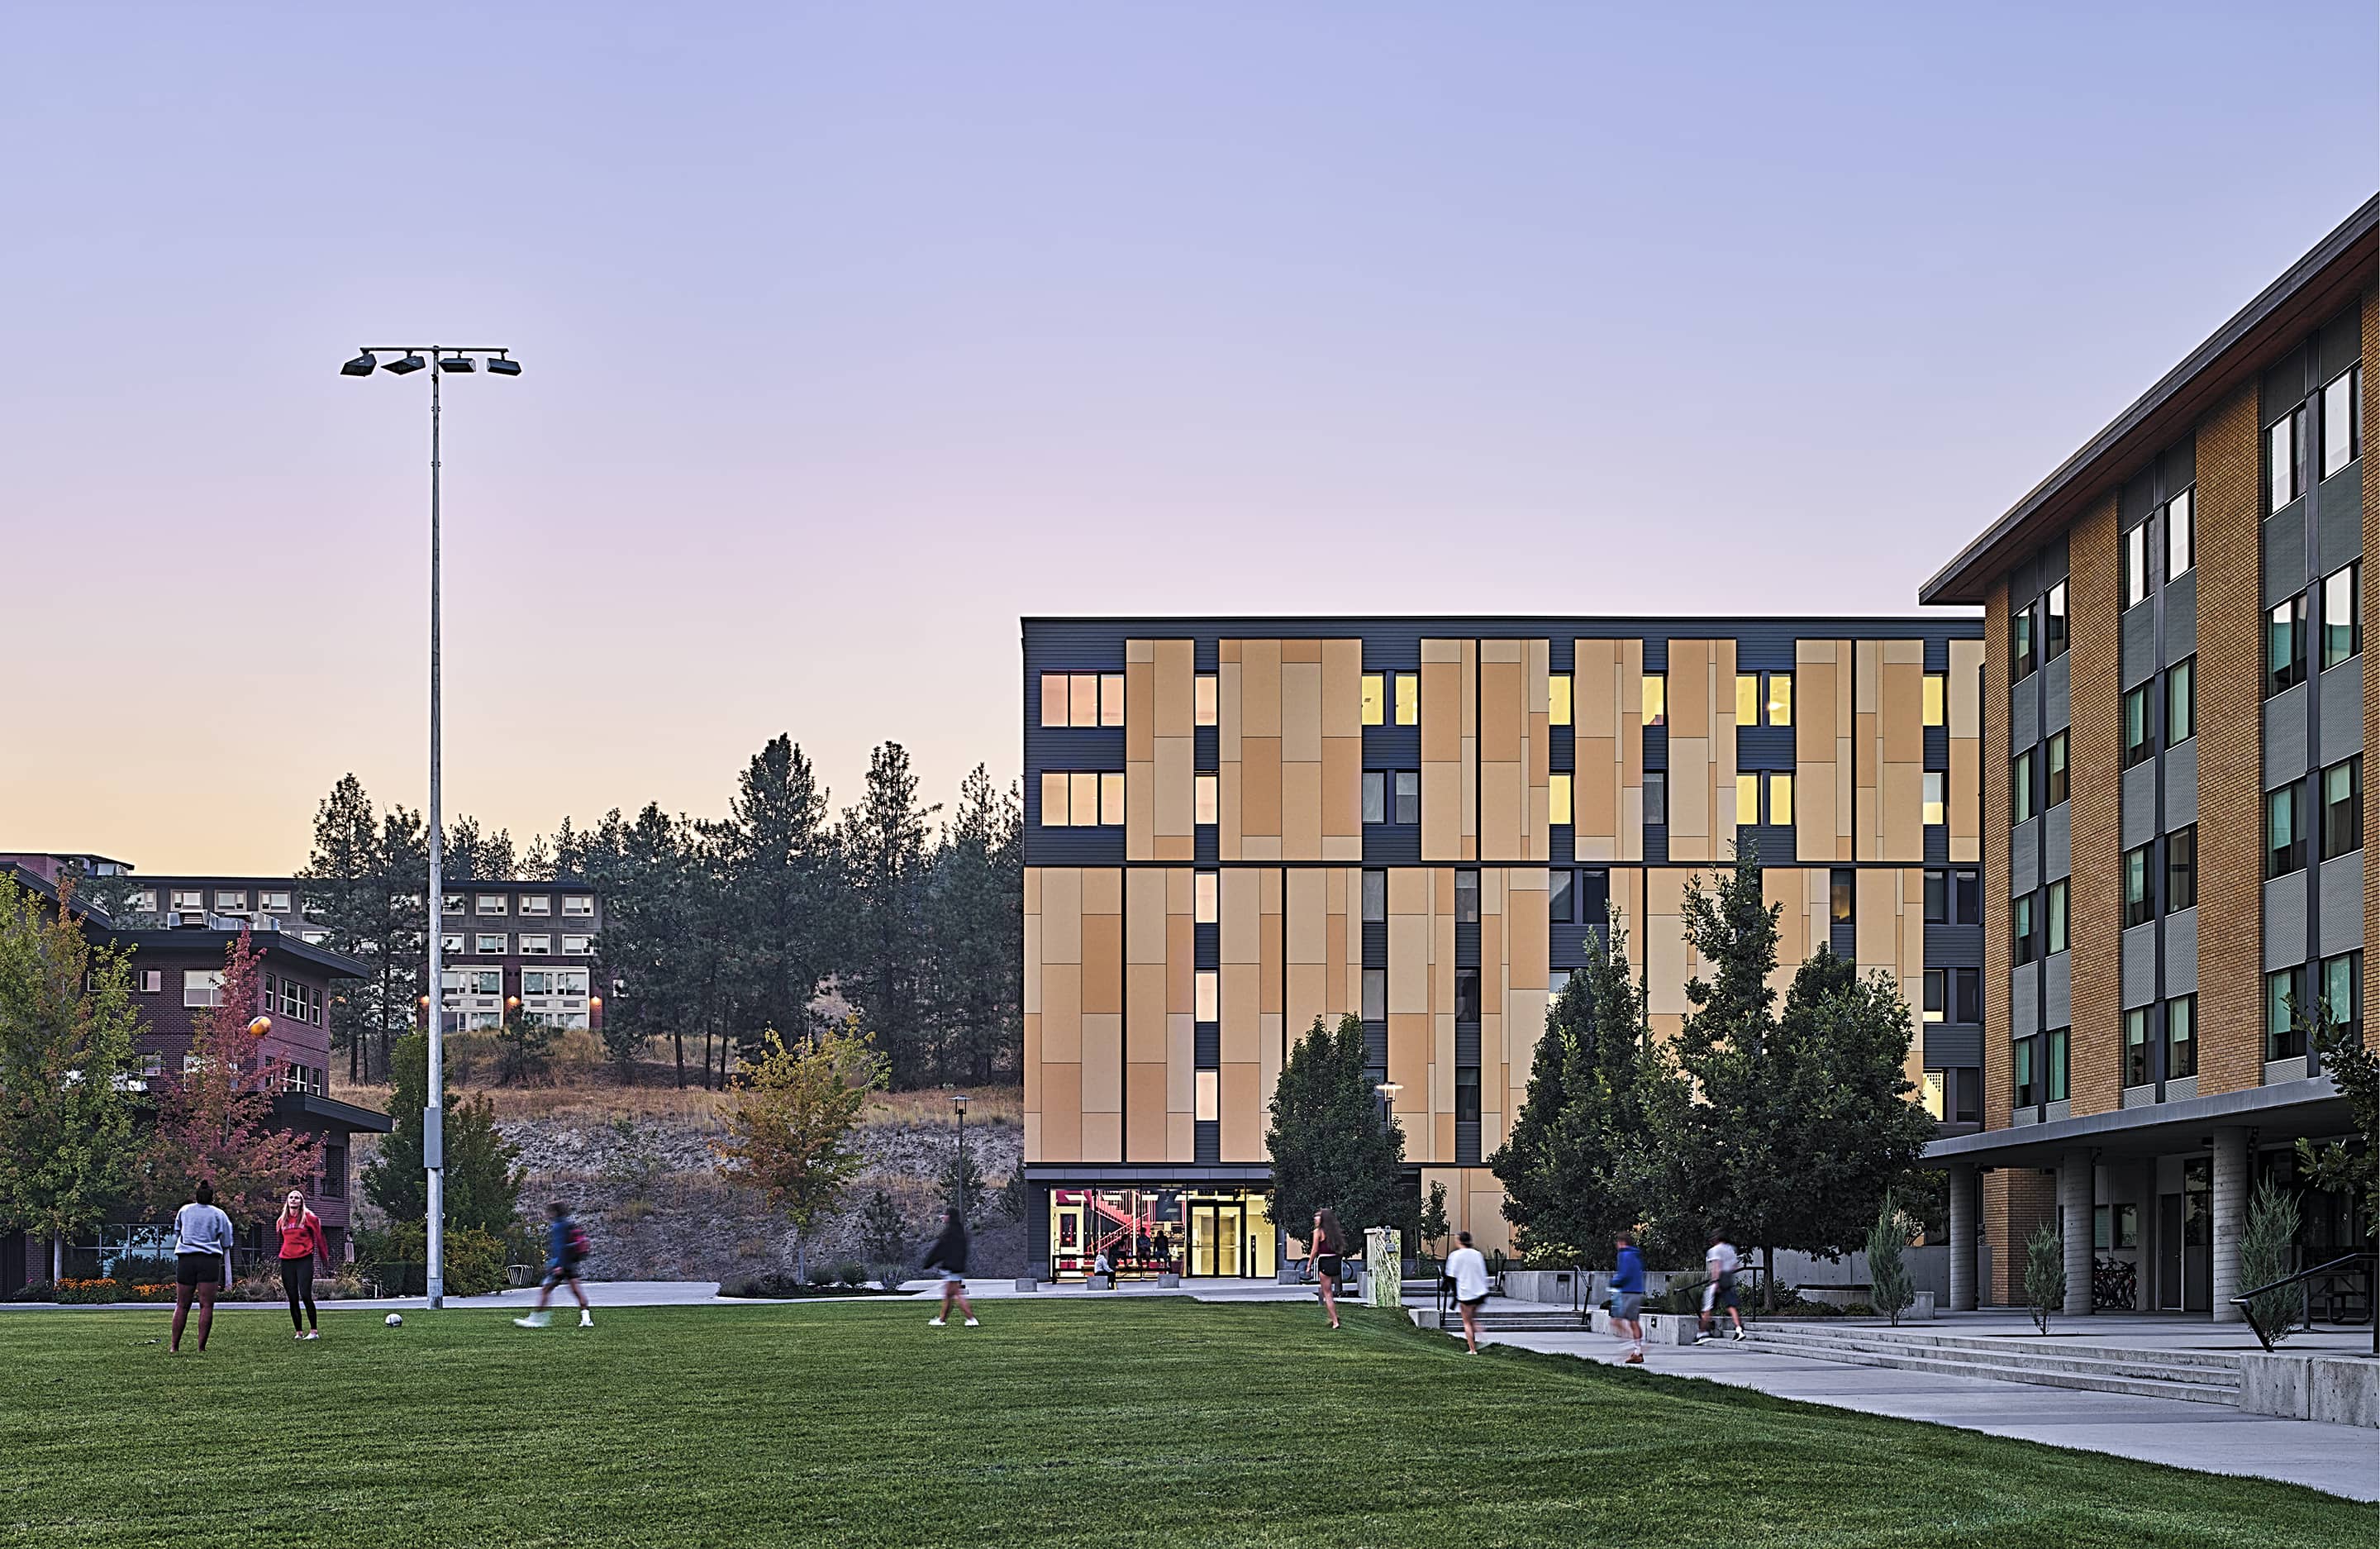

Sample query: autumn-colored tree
[715,1016,885,1280]
[141,928,321,1230]
[0,875,144,1280]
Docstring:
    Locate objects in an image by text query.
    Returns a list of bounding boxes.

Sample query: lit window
[1923,673,1945,727]
[1195,774,1218,826]
[1923,770,1945,827]
[1735,774,1760,827]
[1070,773,1099,827]
[2166,489,2193,579]
[1100,772,1126,826]
[2168,658,2195,743]
[2324,366,2362,479]
[1767,772,1793,826]
[2323,563,2360,670]
[1766,673,1792,727]
[1361,674,1385,727]
[1921,1071,1945,1120]
[1831,868,1854,924]
[1040,674,1069,727]
[1100,674,1125,728]
[1194,674,1217,727]
[1069,674,1099,728]
[1195,872,1218,924]
[1394,673,1419,726]
[1642,674,1666,727]
[1548,674,1572,727]
[1040,771,1069,827]
[1195,970,1218,1022]
[1195,1069,1219,1122]
[1549,773,1572,826]
[1735,674,1759,727]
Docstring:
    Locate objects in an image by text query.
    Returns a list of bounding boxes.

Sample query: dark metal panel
[2122,761,2159,851]
[2263,504,2307,607]
[2165,570,2197,662]
[2043,652,2071,735]
[2164,738,2199,832]
[2123,922,2158,1010]
[1924,1024,1983,1068]
[2263,876,2308,971]
[2121,605,2157,690]
[2264,684,2309,789]
[2164,908,2197,996]
[2320,658,2363,763]
[2319,462,2363,574]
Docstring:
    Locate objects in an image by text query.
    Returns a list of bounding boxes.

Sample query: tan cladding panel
[1126,639,1197,862]
[1860,639,1927,864]
[1852,867,1928,1093]
[1573,639,1645,861]
[1123,866,1179,1163]
[1420,640,1468,860]
[1948,638,1984,863]
[1217,639,1361,861]
[1027,866,1085,1163]
[1797,639,1854,863]
[1664,640,1736,861]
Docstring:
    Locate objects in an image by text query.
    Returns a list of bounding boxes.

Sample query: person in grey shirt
[171,1179,236,1354]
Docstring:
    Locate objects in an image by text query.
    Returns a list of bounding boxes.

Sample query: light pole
[950,1092,971,1220]
[1373,1080,1402,1126]
[342,345,521,1308]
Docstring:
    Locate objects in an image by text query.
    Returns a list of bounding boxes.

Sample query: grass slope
[0,1300,2366,1547]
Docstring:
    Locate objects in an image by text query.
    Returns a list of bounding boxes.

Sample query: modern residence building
[1920,199,2376,1320]
[1021,614,1985,1281]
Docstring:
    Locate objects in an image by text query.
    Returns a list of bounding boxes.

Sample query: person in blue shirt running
[515,1201,592,1328]
[1609,1232,1647,1364]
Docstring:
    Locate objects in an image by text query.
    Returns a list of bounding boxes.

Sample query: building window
[2125,1008,2151,1087]
[1455,1066,1482,1124]
[1922,970,1945,1023]
[477,933,507,955]
[2014,1036,2039,1108]
[2122,685,2154,769]
[2046,1027,2070,1103]
[1923,770,1946,827]
[1195,1069,1219,1122]
[2167,994,2197,1079]
[1549,674,1572,727]
[2011,602,2037,681]
[1194,970,1218,1023]
[1039,771,1124,827]
[1954,967,1982,1024]
[442,932,465,955]
[519,934,551,956]
[2323,365,2362,478]
[1197,871,1220,924]
[1923,673,1946,727]
[1038,672,1124,728]
[170,889,203,912]
[1454,870,1480,924]
[1454,969,1481,1022]
[1767,772,1793,825]
[2044,581,2068,658]
[562,895,594,917]
[1735,674,1757,727]
[1039,674,1068,727]
[2321,951,2363,1044]
[1359,870,1384,924]
[2166,826,2197,910]
[1731,672,1792,727]
[477,894,507,915]
[1361,771,1386,825]
[1735,773,1760,828]
[321,1143,347,1199]
[2266,965,2308,1060]
[1954,867,1980,924]
[1548,970,1572,1000]
[2123,522,2150,608]
[1767,673,1794,726]
[183,970,222,1008]
[1361,969,1385,1022]
[138,970,162,994]
[1644,772,1667,827]
[1549,773,1573,826]
[2268,781,2306,878]
[2323,757,2363,858]
[1924,869,1947,923]
[1549,869,1574,924]
[1830,868,1854,926]
[2270,403,2308,511]
[260,890,292,913]
[2123,845,2153,928]
[2166,489,2194,579]
[1394,673,1418,727]
[1195,774,1218,826]
[2323,563,2361,670]
[1360,674,1385,727]
[2011,750,2036,825]
[2045,879,2068,956]
[2044,730,2069,808]
[561,934,593,955]
[1392,771,1419,826]
[2268,598,2308,695]
[1642,674,1666,727]
[1194,674,1217,727]
[2168,658,2195,744]
[518,894,551,917]
[2011,892,2037,966]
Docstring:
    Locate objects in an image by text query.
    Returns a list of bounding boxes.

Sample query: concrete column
[2211,1127,2249,1323]
[2059,1149,2094,1317]
[1949,1164,1978,1312]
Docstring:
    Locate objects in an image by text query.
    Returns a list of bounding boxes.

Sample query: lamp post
[950,1092,971,1220]
[1374,1080,1402,1126]
[342,345,521,1308]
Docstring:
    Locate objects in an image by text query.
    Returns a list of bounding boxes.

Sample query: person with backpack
[275,1187,330,1341]
[922,1208,978,1327]
[1695,1231,1745,1344]
[1609,1232,1647,1364]
[515,1200,593,1328]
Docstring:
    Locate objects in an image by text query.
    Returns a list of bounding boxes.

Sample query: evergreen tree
[441,815,516,883]
[712,735,836,1051]
[298,774,383,1081]
[363,1032,524,1234]
[1265,1014,1407,1239]
[840,743,937,1084]
[924,765,1021,1084]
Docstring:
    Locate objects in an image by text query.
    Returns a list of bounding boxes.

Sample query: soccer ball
[384,1313,403,1327]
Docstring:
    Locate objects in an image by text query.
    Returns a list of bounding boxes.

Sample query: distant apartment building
[1020,615,1985,1281]
[1919,199,2374,1318]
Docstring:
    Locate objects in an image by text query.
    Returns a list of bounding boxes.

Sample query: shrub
[873,1262,908,1292]
[8,1280,56,1303]
[55,1277,169,1304]
[355,1223,511,1298]
[835,1262,867,1288]
[721,1271,805,1299]
[1866,1199,1916,1327]
[113,1254,178,1287]
[805,1264,835,1288]
[2239,1178,2306,1346]
[2023,1221,2064,1335]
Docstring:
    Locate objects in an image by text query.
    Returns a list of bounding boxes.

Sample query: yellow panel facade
[1124,866,1170,1162]
[1033,865,1084,1162]
[1385,865,1437,1155]
[1572,639,1645,861]
[1219,866,1262,1161]
[1080,868,1122,1162]
[1420,639,1464,860]
[1258,865,1286,1157]
[1854,866,1928,1091]
[1948,637,1983,863]
[1321,638,1365,860]
[1664,640,1738,862]
[1496,865,1550,1159]
[1796,639,1852,862]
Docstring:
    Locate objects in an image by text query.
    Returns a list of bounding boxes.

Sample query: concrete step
[1747,1322,2244,1373]
[1740,1325,2242,1404]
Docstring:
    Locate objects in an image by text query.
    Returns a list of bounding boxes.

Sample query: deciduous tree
[715,1017,885,1281]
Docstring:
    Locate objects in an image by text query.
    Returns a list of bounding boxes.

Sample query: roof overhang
[105,928,370,980]
[1923,1075,2354,1168]
[1920,196,2379,607]
[272,1092,393,1134]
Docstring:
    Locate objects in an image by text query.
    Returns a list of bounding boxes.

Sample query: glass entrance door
[1190,1203,1242,1276]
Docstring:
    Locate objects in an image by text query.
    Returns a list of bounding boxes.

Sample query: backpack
[564,1222,591,1264]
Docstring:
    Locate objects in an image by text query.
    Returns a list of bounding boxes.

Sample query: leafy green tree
[1416,1180,1449,1264]
[363,1032,524,1235]
[2293,995,2377,1235]
[716,1018,886,1281]
[0,875,142,1280]
[925,765,1022,1084]
[840,742,937,1084]
[1265,1013,1407,1241]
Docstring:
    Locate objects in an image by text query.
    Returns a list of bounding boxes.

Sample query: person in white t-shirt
[1445,1232,1491,1355]
[1695,1232,1745,1343]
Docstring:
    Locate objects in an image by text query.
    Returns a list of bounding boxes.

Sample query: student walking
[515,1201,593,1328]
[1696,1232,1745,1343]
[1310,1208,1345,1330]
[923,1208,978,1327]
[169,1180,235,1355]
[275,1189,330,1341]
[1444,1231,1490,1354]
[1609,1232,1647,1363]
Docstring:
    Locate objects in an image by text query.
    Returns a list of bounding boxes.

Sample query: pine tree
[924,766,1021,1084]
[840,743,937,1084]
[298,774,383,1081]
[712,735,836,1052]
[442,816,516,883]
[1265,1014,1407,1239]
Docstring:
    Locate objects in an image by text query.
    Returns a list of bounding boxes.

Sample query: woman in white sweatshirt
[170,1179,236,1354]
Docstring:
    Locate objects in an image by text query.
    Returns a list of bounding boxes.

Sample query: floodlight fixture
[437,355,475,373]
[384,353,426,375]
[484,354,521,376]
[340,350,378,377]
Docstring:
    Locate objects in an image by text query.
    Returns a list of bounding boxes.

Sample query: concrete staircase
[1412,1300,1588,1332]
[1740,1322,2245,1406]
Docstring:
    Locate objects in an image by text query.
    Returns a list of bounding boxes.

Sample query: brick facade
[1983,1166,2056,1305]
[2067,494,2125,1115]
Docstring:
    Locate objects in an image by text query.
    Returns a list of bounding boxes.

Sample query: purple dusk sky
[4,3,2373,874]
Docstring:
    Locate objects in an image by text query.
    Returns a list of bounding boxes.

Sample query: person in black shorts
[170,1180,236,1355]
[1310,1208,1346,1330]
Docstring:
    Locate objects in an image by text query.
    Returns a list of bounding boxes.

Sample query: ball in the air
[249,1016,272,1037]
[384,1313,403,1327]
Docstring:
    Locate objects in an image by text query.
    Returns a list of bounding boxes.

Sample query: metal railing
[2229,1251,2376,1354]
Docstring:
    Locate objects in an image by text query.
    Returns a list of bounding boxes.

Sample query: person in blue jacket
[1610,1232,1647,1365]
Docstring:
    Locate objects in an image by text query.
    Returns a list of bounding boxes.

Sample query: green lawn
[0,1300,2366,1547]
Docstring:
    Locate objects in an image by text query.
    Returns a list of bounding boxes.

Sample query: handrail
[2229,1251,2376,1354]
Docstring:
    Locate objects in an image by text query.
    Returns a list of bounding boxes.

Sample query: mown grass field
[0,1299,2367,1547]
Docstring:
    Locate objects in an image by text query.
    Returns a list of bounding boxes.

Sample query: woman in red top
[276,1189,329,1340]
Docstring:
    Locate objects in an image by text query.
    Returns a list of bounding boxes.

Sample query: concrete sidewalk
[1464,1323,2380,1502]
